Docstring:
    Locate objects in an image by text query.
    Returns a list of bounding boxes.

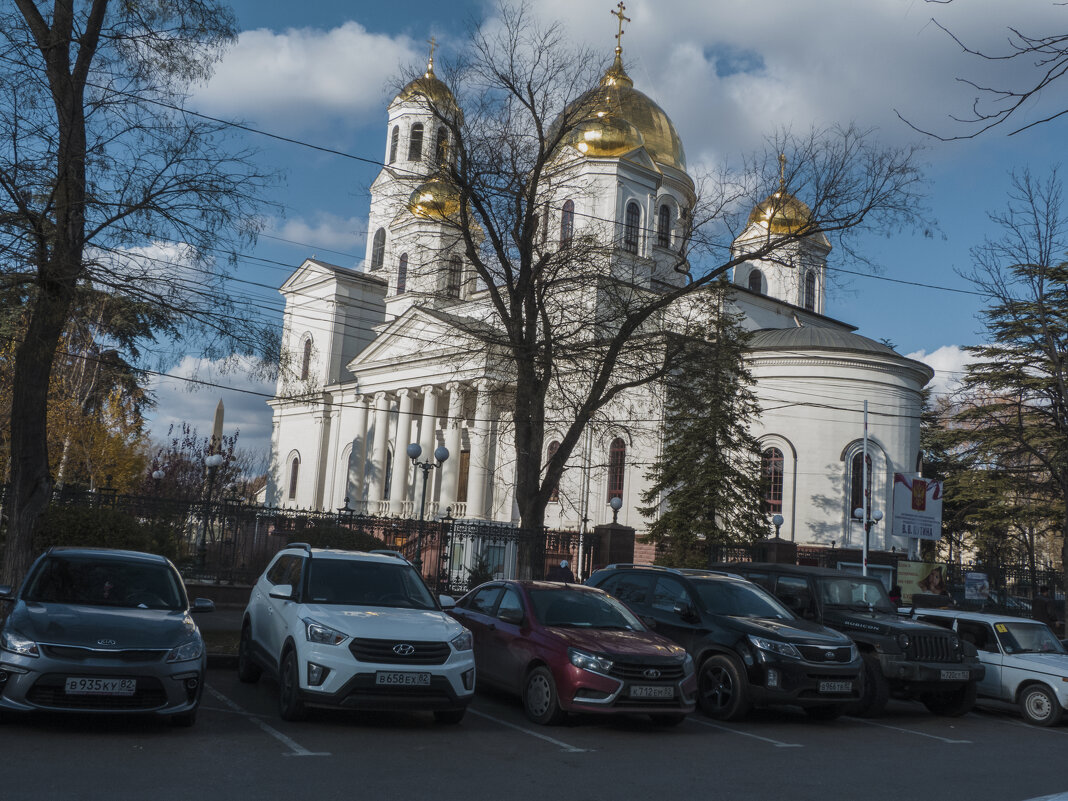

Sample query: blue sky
[145,0,1068,457]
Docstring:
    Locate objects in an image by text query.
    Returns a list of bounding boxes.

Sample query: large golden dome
[396,58,458,114]
[408,176,461,220]
[747,191,814,234]
[562,54,686,172]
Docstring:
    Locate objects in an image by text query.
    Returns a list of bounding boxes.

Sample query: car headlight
[165,635,204,663]
[682,652,695,677]
[450,629,473,651]
[303,618,346,646]
[748,635,801,660]
[848,644,859,661]
[0,629,39,658]
[897,633,911,650]
[569,648,613,674]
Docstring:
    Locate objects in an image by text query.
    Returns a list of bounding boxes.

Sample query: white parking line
[467,708,590,753]
[686,717,803,748]
[205,685,331,757]
[844,716,971,744]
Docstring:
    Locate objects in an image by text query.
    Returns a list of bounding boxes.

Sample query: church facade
[265,44,933,573]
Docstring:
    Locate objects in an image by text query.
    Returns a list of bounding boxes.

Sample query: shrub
[289,525,384,552]
[32,506,183,561]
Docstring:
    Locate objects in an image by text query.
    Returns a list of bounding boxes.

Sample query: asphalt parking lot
[2,667,1067,801]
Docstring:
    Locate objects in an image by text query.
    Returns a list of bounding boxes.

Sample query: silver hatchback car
[0,547,214,726]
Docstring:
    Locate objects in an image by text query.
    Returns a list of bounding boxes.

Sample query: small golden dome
[565,112,645,158]
[396,57,458,112]
[746,191,814,234]
[408,177,461,220]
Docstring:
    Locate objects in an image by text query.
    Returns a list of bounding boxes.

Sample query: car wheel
[697,655,751,721]
[237,623,262,684]
[805,704,843,721]
[434,708,466,725]
[170,706,198,728]
[923,681,977,717]
[847,653,888,717]
[649,713,687,727]
[523,666,567,726]
[1019,684,1063,727]
[278,649,307,722]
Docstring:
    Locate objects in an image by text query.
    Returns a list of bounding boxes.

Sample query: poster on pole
[892,473,943,541]
[897,561,949,604]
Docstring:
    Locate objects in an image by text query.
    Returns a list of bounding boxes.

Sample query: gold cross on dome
[612,2,630,49]
[425,36,436,76]
[778,153,787,191]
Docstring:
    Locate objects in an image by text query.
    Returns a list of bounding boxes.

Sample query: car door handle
[487,623,496,631]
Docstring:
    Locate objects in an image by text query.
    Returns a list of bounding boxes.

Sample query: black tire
[278,649,307,722]
[847,653,889,717]
[523,666,567,726]
[434,708,466,725]
[805,704,844,721]
[697,655,751,721]
[1019,683,1063,727]
[170,707,198,727]
[649,713,687,727]
[923,681,977,717]
[237,623,262,684]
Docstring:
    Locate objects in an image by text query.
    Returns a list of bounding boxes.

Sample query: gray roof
[746,326,899,357]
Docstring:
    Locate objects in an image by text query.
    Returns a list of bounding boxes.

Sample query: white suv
[238,545,475,723]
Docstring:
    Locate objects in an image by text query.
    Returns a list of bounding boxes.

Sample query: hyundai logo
[643,668,661,680]
[393,644,416,656]
[96,639,117,646]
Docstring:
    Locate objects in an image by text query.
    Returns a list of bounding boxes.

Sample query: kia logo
[824,650,836,660]
[96,639,116,646]
[643,668,661,679]
[393,644,416,656]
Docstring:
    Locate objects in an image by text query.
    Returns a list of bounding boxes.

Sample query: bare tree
[0,1,275,589]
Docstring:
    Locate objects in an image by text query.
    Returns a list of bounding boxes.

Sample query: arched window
[370,228,386,271]
[288,455,300,500]
[748,269,763,294]
[435,127,449,166]
[300,339,311,380]
[657,204,671,247]
[388,126,399,164]
[624,201,641,254]
[560,199,574,248]
[397,253,408,295]
[547,441,561,503]
[408,123,424,161]
[447,255,462,297]
[850,452,873,517]
[804,270,817,311]
[607,437,626,502]
[762,448,784,514]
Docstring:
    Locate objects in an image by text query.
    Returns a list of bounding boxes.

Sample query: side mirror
[0,585,14,602]
[639,615,658,630]
[674,601,696,621]
[191,597,215,613]
[269,584,295,601]
[438,594,457,610]
[498,607,524,625]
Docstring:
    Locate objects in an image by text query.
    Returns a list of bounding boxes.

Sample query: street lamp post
[408,442,448,573]
[853,507,884,577]
[772,513,784,539]
[199,453,224,569]
[609,496,623,525]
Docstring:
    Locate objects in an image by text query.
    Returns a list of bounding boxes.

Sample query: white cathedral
[265,39,933,572]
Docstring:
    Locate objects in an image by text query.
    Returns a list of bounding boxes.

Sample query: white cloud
[145,356,275,458]
[269,213,367,261]
[906,344,973,397]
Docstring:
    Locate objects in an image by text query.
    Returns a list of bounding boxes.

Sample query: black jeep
[712,563,984,716]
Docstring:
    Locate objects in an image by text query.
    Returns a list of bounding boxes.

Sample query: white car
[909,608,1068,726]
[238,545,475,723]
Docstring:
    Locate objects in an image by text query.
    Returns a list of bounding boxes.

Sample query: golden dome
[396,57,458,112]
[565,112,645,158]
[746,191,814,234]
[561,54,686,172]
[408,177,461,220]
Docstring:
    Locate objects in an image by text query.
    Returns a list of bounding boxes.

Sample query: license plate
[65,677,136,696]
[375,671,431,686]
[818,680,853,694]
[940,670,970,681]
[630,685,674,699]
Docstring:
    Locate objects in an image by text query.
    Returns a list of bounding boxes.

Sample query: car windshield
[995,621,1066,655]
[306,558,437,610]
[529,588,643,630]
[692,579,794,620]
[818,576,896,613]
[23,555,184,610]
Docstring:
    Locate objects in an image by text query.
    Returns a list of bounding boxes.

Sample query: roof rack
[285,542,313,555]
[600,563,735,579]
[370,549,412,564]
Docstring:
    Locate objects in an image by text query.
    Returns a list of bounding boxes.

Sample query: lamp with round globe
[408,443,449,572]
[853,507,883,577]
[772,513,784,539]
[609,495,623,525]
[198,453,225,568]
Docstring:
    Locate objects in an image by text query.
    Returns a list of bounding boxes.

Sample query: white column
[348,395,369,509]
[416,386,440,518]
[466,380,492,519]
[389,389,414,514]
[440,382,464,511]
[369,391,391,505]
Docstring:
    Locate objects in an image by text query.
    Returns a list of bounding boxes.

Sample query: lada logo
[643,668,661,679]
[96,639,117,646]
[393,643,416,656]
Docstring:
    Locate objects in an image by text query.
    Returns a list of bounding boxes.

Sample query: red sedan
[448,581,696,725]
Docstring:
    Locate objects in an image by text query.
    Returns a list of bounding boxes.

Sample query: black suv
[713,563,985,716]
[587,564,863,721]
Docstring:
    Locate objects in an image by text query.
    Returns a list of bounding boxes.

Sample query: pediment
[347,306,465,370]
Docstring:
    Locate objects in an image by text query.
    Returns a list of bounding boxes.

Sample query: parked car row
[2,546,1066,731]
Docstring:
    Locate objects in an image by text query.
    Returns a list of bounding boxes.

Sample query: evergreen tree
[640,279,769,567]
